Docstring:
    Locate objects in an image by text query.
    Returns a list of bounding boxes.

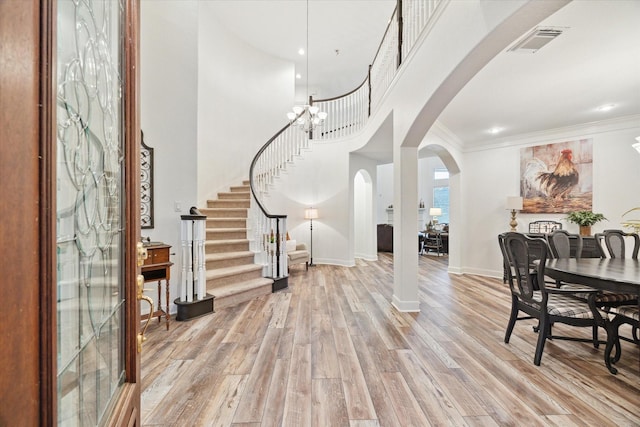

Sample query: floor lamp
[304,207,318,266]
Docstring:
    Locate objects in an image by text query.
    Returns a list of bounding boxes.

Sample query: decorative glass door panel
[56,0,126,424]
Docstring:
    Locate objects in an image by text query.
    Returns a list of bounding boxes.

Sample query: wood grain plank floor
[141,253,640,426]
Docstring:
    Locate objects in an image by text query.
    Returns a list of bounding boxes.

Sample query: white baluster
[180,219,188,301]
[186,220,193,303]
[194,218,206,300]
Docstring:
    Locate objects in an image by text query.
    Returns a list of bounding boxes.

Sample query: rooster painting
[521,140,592,213]
[536,149,579,200]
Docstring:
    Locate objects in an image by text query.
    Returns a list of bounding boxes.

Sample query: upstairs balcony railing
[249,0,443,277]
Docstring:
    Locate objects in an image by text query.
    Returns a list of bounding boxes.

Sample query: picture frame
[520,138,593,213]
[141,131,154,229]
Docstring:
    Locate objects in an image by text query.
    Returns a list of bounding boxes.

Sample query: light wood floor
[141,253,639,426]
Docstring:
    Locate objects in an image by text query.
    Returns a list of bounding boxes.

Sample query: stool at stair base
[287,241,310,271]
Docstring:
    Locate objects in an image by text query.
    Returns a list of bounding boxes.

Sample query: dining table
[545,258,639,373]
[545,258,640,295]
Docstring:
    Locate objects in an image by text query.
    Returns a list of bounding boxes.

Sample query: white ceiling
[207,0,396,99]
[209,0,640,150]
[439,0,640,147]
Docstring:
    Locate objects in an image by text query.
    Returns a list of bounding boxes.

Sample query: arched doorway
[419,142,462,273]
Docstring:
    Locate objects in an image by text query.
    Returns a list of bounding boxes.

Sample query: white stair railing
[248,0,445,281]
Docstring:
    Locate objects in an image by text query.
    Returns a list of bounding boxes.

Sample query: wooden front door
[0,0,141,425]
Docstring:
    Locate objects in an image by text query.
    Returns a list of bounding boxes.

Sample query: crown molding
[462,114,640,153]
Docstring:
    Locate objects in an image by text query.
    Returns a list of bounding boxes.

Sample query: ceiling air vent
[508,27,565,53]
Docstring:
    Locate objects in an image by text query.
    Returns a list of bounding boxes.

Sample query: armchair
[287,241,310,271]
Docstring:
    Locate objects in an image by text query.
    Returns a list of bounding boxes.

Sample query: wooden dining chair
[501,232,604,366]
[547,229,583,260]
[423,232,443,256]
[601,229,640,259]
[552,230,638,347]
[604,305,639,374]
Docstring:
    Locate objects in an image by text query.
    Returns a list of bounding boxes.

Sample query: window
[433,168,449,224]
[434,168,449,180]
[433,187,449,224]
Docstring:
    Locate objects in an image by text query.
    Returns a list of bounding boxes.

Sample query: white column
[392,145,420,312]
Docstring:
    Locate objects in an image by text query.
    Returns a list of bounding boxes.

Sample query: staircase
[198,182,273,310]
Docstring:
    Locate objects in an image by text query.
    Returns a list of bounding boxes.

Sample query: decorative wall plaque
[141,131,154,229]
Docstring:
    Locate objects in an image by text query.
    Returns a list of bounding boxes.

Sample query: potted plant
[566,210,607,236]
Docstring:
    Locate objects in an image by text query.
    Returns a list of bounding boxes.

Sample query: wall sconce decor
[141,131,154,229]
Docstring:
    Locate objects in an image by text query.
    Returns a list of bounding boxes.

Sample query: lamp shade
[304,208,318,220]
[429,208,442,216]
[506,196,523,210]
[633,136,640,153]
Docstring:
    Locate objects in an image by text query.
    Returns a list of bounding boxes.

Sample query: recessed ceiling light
[597,103,616,112]
[488,127,503,134]
[296,73,301,79]
[298,48,305,55]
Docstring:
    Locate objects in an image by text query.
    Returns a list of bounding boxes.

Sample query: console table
[141,243,173,330]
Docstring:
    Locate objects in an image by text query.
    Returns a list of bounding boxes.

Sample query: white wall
[141,1,199,314]
[263,136,368,267]
[462,117,640,278]
[377,156,447,228]
[197,4,295,204]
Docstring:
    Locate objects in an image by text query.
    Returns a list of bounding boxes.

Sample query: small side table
[141,243,173,330]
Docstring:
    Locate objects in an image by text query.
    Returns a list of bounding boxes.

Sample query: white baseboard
[392,294,420,312]
[461,267,503,279]
[312,258,356,267]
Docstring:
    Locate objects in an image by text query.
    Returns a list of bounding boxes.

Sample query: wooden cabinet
[141,243,173,329]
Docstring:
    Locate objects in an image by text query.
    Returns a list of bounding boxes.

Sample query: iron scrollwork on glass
[141,131,154,229]
[56,0,126,424]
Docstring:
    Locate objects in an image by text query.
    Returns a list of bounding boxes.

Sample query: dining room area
[499,228,640,378]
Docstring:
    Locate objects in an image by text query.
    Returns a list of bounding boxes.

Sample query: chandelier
[287,103,327,133]
[287,0,326,134]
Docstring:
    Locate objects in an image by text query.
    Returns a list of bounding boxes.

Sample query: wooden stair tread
[209,277,273,298]
[200,208,248,212]
[206,239,249,245]
[206,228,247,233]
[206,263,262,280]
[205,251,254,261]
